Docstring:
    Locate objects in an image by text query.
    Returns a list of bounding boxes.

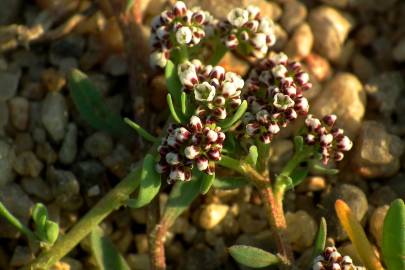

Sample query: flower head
[156,116,225,183]
[313,247,356,270]
[242,52,312,144]
[304,114,353,165]
[218,6,276,58]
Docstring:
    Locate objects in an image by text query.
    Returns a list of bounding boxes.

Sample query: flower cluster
[304,114,353,165]
[242,52,312,144]
[218,6,277,58]
[313,247,356,270]
[177,60,244,120]
[149,1,215,67]
[156,116,225,183]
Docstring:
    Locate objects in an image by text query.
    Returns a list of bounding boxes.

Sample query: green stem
[0,201,37,242]
[29,167,142,270]
[217,155,245,175]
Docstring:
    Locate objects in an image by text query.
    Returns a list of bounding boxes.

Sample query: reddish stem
[150,221,168,270]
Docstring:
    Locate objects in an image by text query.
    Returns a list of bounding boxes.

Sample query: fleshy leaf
[124,118,159,143]
[335,200,384,270]
[229,245,280,268]
[90,227,130,270]
[32,203,48,232]
[311,162,339,175]
[127,154,161,208]
[289,167,309,188]
[312,217,327,260]
[68,69,131,137]
[200,173,215,194]
[44,220,59,245]
[167,94,183,124]
[382,199,405,270]
[213,177,248,189]
[165,60,182,100]
[246,145,258,167]
[293,136,304,152]
[220,100,248,131]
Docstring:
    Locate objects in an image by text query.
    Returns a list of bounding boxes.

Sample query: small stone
[183,244,221,270]
[285,210,317,252]
[369,205,389,247]
[335,39,355,68]
[0,101,9,134]
[41,68,66,92]
[353,121,404,178]
[36,142,58,164]
[8,96,30,130]
[269,139,293,170]
[0,183,33,238]
[0,71,20,101]
[126,254,151,270]
[281,0,307,33]
[32,127,47,144]
[12,151,43,177]
[296,176,326,192]
[14,133,33,154]
[321,184,368,241]
[21,177,53,201]
[273,24,288,51]
[10,246,34,267]
[59,123,78,164]
[308,6,353,61]
[102,144,133,178]
[369,186,397,206]
[84,132,114,158]
[393,37,405,62]
[48,167,82,210]
[244,0,282,21]
[49,35,86,66]
[285,23,314,61]
[217,52,249,77]
[311,73,366,138]
[0,139,16,187]
[304,53,332,82]
[351,53,376,82]
[199,204,229,230]
[355,25,377,47]
[238,211,267,234]
[41,92,68,142]
[134,234,149,254]
[58,57,79,74]
[102,54,128,76]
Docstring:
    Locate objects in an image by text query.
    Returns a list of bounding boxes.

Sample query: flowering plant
[1,2,403,270]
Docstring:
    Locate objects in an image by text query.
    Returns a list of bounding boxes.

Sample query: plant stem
[150,220,169,270]
[29,167,141,270]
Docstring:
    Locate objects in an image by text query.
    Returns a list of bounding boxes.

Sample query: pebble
[126,254,151,270]
[217,52,249,77]
[102,54,128,76]
[369,186,398,206]
[49,35,86,66]
[355,25,377,47]
[281,0,307,33]
[393,37,405,62]
[36,142,58,165]
[0,183,33,238]
[0,71,21,102]
[48,167,82,210]
[10,246,34,267]
[59,123,78,165]
[269,139,293,170]
[338,243,363,266]
[8,97,30,131]
[244,0,282,21]
[12,151,44,177]
[273,23,288,51]
[369,205,389,247]
[285,23,314,60]
[199,204,229,230]
[102,144,133,178]
[183,244,221,270]
[41,68,66,92]
[321,184,368,241]
[296,176,326,192]
[353,121,404,178]
[0,101,9,134]
[14,133,34,154]
[151,75,168,111]
[134,234,149,254]
[351,53,376,82]
[311,73,366,138]
[41,92,68,142]
[0,139,16,187]
[308,6,353,61]
[304,53,331,82]
[285,210,317,252]
[32,127,47,144]
[21,177,53,201]
[51,258,83,270]
[84,132,114,159]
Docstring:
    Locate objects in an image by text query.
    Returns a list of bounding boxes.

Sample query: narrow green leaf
[127,154,161,209]
[213,177,248,190]
[90,227,130,270]
[44,220,59,245]
[68,69,131,137]
[277,175,293,190]
[246,145,258,167]
[181,92,187,116]
[229,245,280,268]
[290,167,309,187]
[294,136,304,152]
[165,60,182,99]
[0,201,36,241]
[220,100,248,130]
[209,41,228,66]
[200,173,215,194]
[382,199,405,270]
[167,94,183,124]
[312,217,327,259]
[124,118,159,143]
[311,162,339,175]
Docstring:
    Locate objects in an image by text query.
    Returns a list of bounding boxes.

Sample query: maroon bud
[207,149,221,161]
[334,151,344,162]
[323,114,337,127]
[260,133,272,144]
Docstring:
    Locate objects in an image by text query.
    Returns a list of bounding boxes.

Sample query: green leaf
[165,60,182,100]
[200,173,215,194]
[220,100,248,131]
[167,94,183,124]
[213,177,248,190]
[32,203,48,230]
[277,174,293,190]
[229,245,280,268]
[90,227,130,270]
[290,167,309,187]
[127,154,161,208]
[44,220,59,245]
[312,217,327,259]
[124,118,159,143]
[209,41,228,66]
[181,92,187,116]
[382,199,405,270]
[68,69,131,137]
[310,162,339,175]
[294,136,304,152]
[246,145,258,167]
[217,155,244,175]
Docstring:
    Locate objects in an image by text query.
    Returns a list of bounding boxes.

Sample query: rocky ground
[0,0,404,269]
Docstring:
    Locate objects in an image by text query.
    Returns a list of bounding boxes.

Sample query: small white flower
[227,8,249,27]
[176,26,193,44]
[221,81,238,97]
[190,115,203,131]
[194,82,216,102]
[196,157,209,171]
[225,72,244,89]
[338,136,353,151]
[156,26,169,40]
[173,1,187,16]
[251,33,267,49]
[320,134,334,146]
[256,109,270,123]
[259,17,274,35]
[268,123,280,134]
[252,45,268,59]
[169,168,185,181]
[184,146,200,159]
[247,5,260,19]
[150,51,168,68]
[305,115,321,131]
[270,52,288,65]
[273,93,295,110]
[166,152,180,165]
[272,64,288,78]
[206,130,218,143]
[178,61,198,87]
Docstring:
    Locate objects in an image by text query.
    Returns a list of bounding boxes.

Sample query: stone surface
[351,53,376,82]
[8,97,30,131]
[126,254,151,270]
[369,205,389,247]
[41,92,68,142]
[36,142,58,165]
[0,139,16,187]
[217,52,249,77]
[10,246,34,267]
[0,71,21,102]
[311,73,366,138]
[353,121,404,178]
[321,184,368,241]
[12,151,43,177]
[84,132,114,159]
[21,177,53,201]
[285,210,317,252]
[48,167,82,210]
[0,183,33,238]
[285,23,314,61]
[59,123,78,164]
[199,204,229,230]
[0,0,21,24]
[0,101,9,135]
[280,0,307,33]
[393,37,405,62]
[308,6,353,61]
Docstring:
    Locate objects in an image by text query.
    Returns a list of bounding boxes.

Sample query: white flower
[176,26,193,44]
[270,52,288,65]
[305,115,321,131]
[150,51,168,68]
[178,61,198,87]
[166,152,180,165]
[259,17,274,35]
[169,168,185,181]
[194,82,216,101]
[247,5,260,19]
[184,146,200,159]
[252,45,268,59]
[273,93,295,110]
[227,8,249,27]
[272,64,288,78]
[221,81,238,97]
[251,33,267,49]
[225,72,244,89]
